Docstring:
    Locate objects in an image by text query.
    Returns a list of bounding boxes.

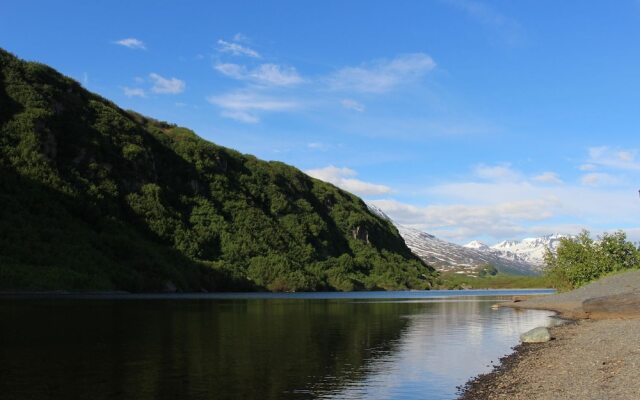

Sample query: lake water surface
[0,290,555,400]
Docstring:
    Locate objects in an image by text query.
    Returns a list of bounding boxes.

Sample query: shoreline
[0,288,553,299]
[458,270,640,399]
[458,317,640,399]
[457,320,574,400]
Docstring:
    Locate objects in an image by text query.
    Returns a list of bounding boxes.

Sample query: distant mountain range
[468,235,570,270]
[367,203,571,276]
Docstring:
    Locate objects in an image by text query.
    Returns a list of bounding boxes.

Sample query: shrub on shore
[544,230,640,290]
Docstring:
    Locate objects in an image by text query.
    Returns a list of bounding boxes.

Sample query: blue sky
[3,0,640,244]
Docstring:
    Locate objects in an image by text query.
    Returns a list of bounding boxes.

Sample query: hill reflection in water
[0,293,553,400]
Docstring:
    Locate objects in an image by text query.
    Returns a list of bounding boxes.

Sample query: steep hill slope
[0,49,434,292]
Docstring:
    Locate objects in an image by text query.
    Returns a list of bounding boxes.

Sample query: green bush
[544,230,640,290]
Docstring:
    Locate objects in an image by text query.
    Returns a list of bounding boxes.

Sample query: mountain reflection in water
[0,292,553,400]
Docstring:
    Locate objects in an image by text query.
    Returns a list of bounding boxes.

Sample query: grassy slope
[435,272,551,290]
[0,48,435,292]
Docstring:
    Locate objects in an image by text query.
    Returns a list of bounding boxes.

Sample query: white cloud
[220,110,259,124]
[305,165,391,196]
[149,73,185,94]
[579,163,597,171]
[588,146,640,170]
[580,172,620,187]
[533,172,563,184]
[371,198,558,241]
[207,91,298,123]
[114,38,146,50]
[123,87,146,97]
[214,63,303,86]
[474,163,520,182]
[371,179,638,243]
[252,64,303,86]
[369,154,640,243]
[217,39,260,58]
[329,53,436,93]
[214,63,245,79]
[340,99,365,112]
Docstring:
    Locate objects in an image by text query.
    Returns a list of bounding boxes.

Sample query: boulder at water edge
[520,327,551,343]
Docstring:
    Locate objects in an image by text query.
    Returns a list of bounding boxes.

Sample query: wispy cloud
[123,87,146,98]
[233,33,249,42]
[305,165,391,196]
[340,99,365,112]
[114,38,146,50]
[441,0,523,45]
[588,146,640,170]
[474,163,521,182]
[533,172,563,184]
[217,39,260,58]
[149,73,185,94]
[207,91,298,123]
[579,163,597,171]
[329,53,436,93]
[214,63,303,86]
[580,172,621,187]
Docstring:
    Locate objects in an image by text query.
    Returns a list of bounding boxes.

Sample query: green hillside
[0,49,435,292]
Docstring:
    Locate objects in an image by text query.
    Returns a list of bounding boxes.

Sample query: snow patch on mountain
[464,240,489,251]
[399,225,539,275]
[366,203,540,275]
[485,234,571,268]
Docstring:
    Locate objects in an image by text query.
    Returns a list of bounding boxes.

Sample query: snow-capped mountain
[481,234,571,268]
[464,240,489,251]
[366,203,540,275]
[397,225,538,275]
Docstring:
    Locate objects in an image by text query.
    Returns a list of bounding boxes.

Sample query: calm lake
[0,290,555,400]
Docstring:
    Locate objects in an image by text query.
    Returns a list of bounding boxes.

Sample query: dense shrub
[0,48,435,292]
[544,230,640,290]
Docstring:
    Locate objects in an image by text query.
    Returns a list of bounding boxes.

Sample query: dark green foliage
[478,264,498,277]
[544,230,640,290]
[0,48,435,292]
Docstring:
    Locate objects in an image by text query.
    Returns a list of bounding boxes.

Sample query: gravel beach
[459,270,640,400]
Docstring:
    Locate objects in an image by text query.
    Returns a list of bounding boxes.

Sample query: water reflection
[319,298,552,399]
[0,294,552,400]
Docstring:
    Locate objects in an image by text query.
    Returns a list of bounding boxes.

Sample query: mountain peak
[464,240,488,250]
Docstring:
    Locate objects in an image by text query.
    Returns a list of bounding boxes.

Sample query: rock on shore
[519,327,551,343]
[459,269,640,399]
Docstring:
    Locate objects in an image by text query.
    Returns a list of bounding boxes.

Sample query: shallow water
[0,290,554,400]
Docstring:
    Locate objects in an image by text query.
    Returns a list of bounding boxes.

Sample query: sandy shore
[459,270,640,400]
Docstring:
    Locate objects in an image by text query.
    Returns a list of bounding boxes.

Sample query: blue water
[1,288,555,300]
[0,290,556,400]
